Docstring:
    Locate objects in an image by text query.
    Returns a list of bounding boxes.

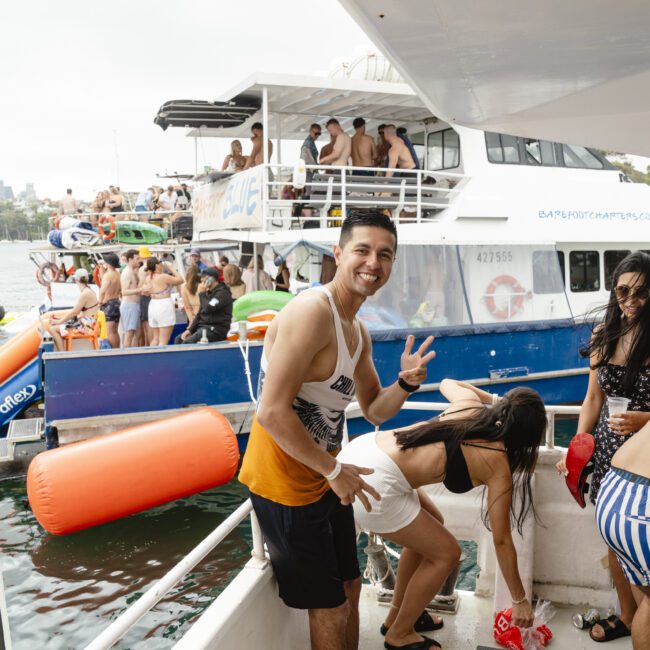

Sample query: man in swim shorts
[98,252,121,348]
[119,249,142,348]
[239,211,435,650]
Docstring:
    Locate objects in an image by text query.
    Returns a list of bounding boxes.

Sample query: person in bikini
[98,252,121,348]
[45,268,99,351]
[338,379,546,649]
[142,257,183,346]
[239,211,435,650]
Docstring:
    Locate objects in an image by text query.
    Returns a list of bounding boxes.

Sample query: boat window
[561,144,604,169]
[524,139,558,166]
[569,251,600,292]
[532,250,565,294]
[604,250,631,290]
[485,132,520,164]
[359,245,469,330]
[426,129,460,170]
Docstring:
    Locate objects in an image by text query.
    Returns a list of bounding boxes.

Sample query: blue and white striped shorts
[595,466,650,586]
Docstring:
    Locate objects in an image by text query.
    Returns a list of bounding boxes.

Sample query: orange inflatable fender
[0,321,42,385]
[27,407,239,535]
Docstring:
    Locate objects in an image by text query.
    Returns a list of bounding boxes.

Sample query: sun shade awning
[154,96,261,131]
[164,72,435,139]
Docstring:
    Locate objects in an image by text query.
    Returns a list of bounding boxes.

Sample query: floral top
[589,363,650,503]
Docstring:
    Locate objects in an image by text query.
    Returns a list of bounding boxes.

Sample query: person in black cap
[176,268,233,344]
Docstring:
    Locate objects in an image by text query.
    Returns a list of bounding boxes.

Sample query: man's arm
[354,327,435,425]
[386,145,399,177]
[320,135,345,164]
[256,297,381,510]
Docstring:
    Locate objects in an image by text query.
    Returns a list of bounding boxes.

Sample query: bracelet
[492,393,499,405]
[398,377,420,393]
[511,594,527,605]
[324,460,342,482]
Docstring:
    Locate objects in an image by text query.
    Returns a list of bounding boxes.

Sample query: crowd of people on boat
[221,117,420,177]
[55,184,192,227]
[45,245,290,351]
[236,211,650,650]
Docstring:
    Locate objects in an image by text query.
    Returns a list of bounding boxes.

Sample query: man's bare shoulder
[276,289,330,325]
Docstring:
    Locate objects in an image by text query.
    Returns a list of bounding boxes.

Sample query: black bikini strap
[461,442,507,453]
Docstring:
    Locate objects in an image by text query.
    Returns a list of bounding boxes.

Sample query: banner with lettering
[193,167,263,233]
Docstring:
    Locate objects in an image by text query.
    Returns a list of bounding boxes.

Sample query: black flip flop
[589,615,631,642]
[381,610,444,636]
[384,638,441,650]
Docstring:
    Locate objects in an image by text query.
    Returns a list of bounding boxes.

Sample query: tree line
[0,202,50,241]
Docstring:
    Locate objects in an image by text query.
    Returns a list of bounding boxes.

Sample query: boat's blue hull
[42,320,591,434]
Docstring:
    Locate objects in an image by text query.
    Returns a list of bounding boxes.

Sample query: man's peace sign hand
[399,335,436,387]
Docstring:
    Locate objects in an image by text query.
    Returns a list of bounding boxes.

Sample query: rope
[237,336,257,405]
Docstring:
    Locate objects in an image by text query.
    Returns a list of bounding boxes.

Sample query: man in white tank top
[239,211,435,650]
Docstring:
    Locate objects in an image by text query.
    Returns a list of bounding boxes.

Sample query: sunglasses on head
[614,284,650,301]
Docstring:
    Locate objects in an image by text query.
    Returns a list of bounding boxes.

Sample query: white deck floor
[358,588,633,649]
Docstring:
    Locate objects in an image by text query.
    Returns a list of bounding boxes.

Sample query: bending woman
[338,379,546,650]
[557,250,650,642]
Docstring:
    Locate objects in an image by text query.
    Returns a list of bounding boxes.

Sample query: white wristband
[492,393,499,405]
[324,460,342,482]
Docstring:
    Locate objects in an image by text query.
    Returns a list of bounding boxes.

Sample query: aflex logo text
[0,385,37,414]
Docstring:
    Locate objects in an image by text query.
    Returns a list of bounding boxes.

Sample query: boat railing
[263,163,466,228]
[85,401,578,649]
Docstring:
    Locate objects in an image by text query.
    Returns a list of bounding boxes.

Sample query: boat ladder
[0,417,43,462]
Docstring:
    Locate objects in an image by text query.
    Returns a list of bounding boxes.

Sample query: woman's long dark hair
[394,387,547,533]
[581,251,650,394]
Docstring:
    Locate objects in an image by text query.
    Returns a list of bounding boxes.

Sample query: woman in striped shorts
[596,420,650,649]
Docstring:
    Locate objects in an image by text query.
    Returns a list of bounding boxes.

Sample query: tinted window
[604,250,631,290]
[486,132,520,164]
[533,250,565,294]
[427,129,460,170]
[562,144,604,169]
[570,251,600,292]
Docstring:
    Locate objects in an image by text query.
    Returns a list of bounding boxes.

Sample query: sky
[1,0,375,201]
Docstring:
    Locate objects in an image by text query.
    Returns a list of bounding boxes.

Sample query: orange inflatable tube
[0,322,42,385]
[27,407,240,535]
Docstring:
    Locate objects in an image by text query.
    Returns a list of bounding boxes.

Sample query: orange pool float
[27,407,240,535]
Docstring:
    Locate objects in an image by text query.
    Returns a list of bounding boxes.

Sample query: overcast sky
[1,0,374,201]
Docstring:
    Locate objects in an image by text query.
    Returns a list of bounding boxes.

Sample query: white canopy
[187,72,435,140]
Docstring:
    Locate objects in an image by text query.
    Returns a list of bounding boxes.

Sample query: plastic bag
[494,601,556,650]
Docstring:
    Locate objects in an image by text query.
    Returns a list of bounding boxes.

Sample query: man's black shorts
[102,298,120,323]
[250,489,360,609]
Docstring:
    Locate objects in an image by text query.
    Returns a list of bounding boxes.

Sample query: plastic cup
[607,396,630,417]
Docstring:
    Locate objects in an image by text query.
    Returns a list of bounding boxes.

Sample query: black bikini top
[438,405,507,494]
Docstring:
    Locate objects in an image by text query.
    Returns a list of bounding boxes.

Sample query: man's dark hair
[102,252,120,269]
[124,248,138,262]
[310,123,321,131]
[352,117,365,129]
[66,188,72,194]
[339,211,397,251]
[396,126,407,136]
[251,122,263,131]
[326,118,340,127]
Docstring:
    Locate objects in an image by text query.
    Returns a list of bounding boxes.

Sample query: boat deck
[358,588,631,649]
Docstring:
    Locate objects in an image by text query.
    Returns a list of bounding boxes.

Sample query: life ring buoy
[92,265,104,287]
[36,262,60,287]
[98,214,116,241]
[484,274,526,320]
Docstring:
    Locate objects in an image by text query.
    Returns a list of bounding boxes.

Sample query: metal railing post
[250,511,265,562]
[341,167,347,222]
[546,410,556,448]
[416,170,422,223]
